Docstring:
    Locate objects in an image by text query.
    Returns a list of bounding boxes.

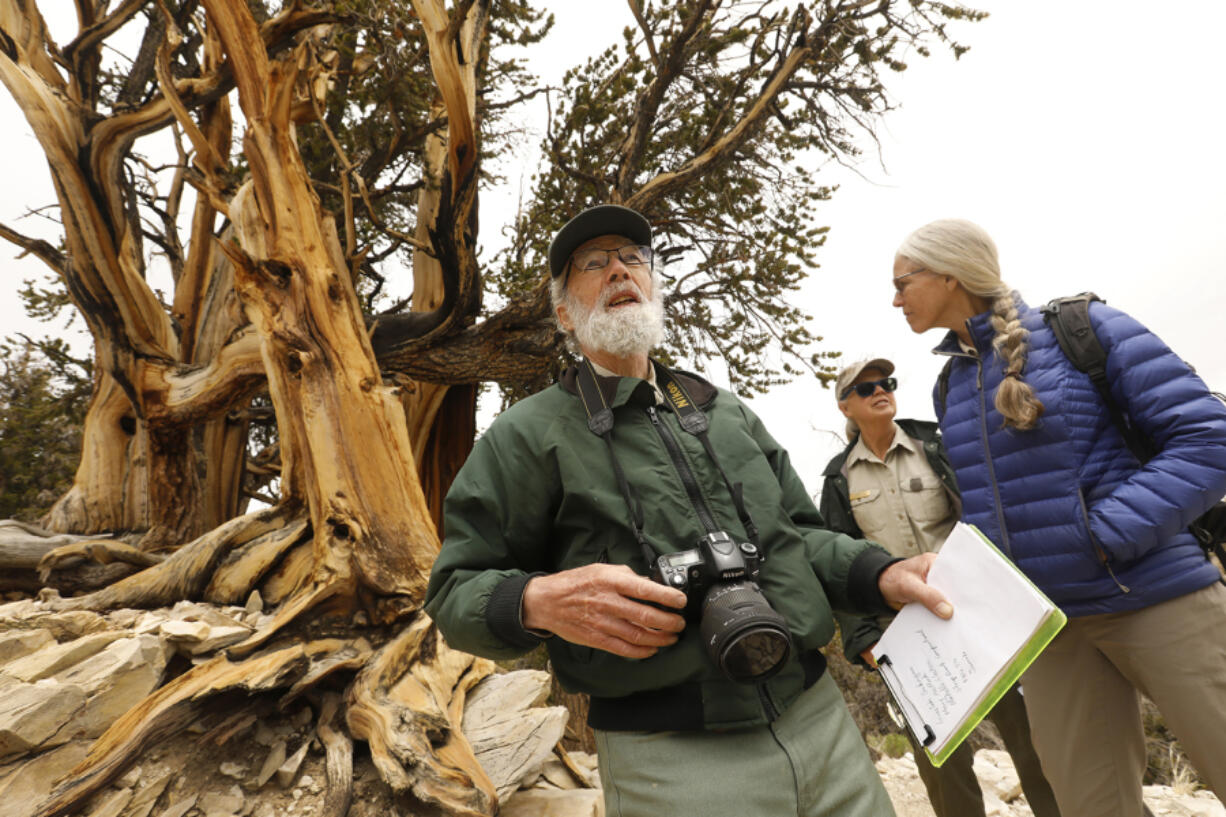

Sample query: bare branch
[0,221,66,274]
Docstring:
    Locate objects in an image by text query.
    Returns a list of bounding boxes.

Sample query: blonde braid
[989,290,1044,430]
[897,219,1046,431]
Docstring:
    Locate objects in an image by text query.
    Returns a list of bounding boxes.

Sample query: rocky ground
[878,751,1226,817]
[1,594,1223,817]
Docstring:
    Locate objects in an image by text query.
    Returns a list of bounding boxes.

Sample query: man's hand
[878,553,953,619]
[522,563,688,659]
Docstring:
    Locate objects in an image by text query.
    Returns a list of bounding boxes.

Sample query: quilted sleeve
[1084,303,1226,561]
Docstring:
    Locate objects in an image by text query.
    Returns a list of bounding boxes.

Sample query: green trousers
[594,674,895,817]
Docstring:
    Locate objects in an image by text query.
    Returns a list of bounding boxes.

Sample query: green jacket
[426,362,897,731]
[818,419,960,665]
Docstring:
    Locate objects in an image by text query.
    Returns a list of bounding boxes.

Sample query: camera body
[651,531,761,615]
[650,531,792,684]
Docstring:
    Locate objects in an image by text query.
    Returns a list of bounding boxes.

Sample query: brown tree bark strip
[347,615,498,817]
[259,539,316,606]
[282,640,373,706]
[31,641,339,817]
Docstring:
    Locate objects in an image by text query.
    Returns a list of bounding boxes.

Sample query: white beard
[567,280,665,358]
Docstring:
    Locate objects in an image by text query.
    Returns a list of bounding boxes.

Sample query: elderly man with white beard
[425,204,951,817]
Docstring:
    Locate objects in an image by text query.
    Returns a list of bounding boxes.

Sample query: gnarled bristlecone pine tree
[0,1,984,814]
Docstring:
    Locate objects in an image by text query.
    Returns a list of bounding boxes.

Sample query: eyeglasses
[892,267,930,295]
[840,377,898,401]
[570,244,654,273]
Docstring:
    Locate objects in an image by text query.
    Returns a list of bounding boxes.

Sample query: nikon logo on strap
[666,381,691,410]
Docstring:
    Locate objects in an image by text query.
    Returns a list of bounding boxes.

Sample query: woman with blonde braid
[891,218,1226,817]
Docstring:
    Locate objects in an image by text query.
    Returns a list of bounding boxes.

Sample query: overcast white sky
[2,1,1224,498]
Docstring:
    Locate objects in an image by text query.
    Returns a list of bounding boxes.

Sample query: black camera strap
[575,359,658,569]
[656,367,760,547]
[575,359,761,554]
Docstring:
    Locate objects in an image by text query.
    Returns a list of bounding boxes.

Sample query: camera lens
[700,582,792,683]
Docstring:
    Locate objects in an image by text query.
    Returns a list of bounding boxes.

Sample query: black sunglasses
[840,377,898,401]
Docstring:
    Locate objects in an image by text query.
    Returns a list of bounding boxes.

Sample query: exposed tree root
[347,614,497,817]
[33,638,360,817]
[0,521,119,570]
[204,516,311,604]
[317,692,354,817]
[46,504,303,613]
[226,579,343,658]
[38,541,164,576]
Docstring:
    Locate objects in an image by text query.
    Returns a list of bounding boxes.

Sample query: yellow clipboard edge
[924,524,1069,768]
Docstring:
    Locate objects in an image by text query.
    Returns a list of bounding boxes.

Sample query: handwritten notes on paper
[872,523,1059,756]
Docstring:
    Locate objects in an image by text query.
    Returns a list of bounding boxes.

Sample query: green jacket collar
[558,359,719,410]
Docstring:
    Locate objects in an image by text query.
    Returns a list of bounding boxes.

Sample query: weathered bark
[46,503,305,613]
[1,2,327,548]
[316,692,355,817]
[198,0,439,649]
[347,615,498,816]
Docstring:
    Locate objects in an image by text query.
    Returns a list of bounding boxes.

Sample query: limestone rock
[0,629,53,664]
[117,764,143,789]
[219,761,247,780]
[243,591,263,621]
[0,740,91,817]
[160,619,211,642]
[159,609,252,655]
[83,786,133,817]
[0,631,124,682]
[155,795,198,817]
[127,773,173,817]
[276,741,310,789]
[502,788,604,817]
[55,635,169,738]
[0,680,88,760]
[539,757,583,790]
[463,682,568,794]
[254,740,287,789]
[198,788,245,816]
[464,670,552,728]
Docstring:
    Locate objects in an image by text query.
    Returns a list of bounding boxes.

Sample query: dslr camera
[651,531,792,684]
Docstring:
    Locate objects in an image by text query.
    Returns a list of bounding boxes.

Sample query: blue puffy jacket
[934,297,1226,616]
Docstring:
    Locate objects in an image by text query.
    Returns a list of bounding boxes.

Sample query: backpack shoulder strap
[1040,293,1154,462]
[1039,293,1106,381]
[936,357,953,419]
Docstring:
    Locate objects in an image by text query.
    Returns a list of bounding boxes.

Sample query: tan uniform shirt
[844,422,957,558]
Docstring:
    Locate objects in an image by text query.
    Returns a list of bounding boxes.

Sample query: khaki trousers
[909,683,1061,817]
[1022,581,1226,817]
[594,674,894,817]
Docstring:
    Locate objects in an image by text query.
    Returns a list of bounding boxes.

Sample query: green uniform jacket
[425,362,897,731]
[818,419,960,665]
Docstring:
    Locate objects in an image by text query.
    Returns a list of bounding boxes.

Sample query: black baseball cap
[548,204,652,278]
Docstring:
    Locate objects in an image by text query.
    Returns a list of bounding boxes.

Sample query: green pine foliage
[0,341,91,521]
[491,0,986,397]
